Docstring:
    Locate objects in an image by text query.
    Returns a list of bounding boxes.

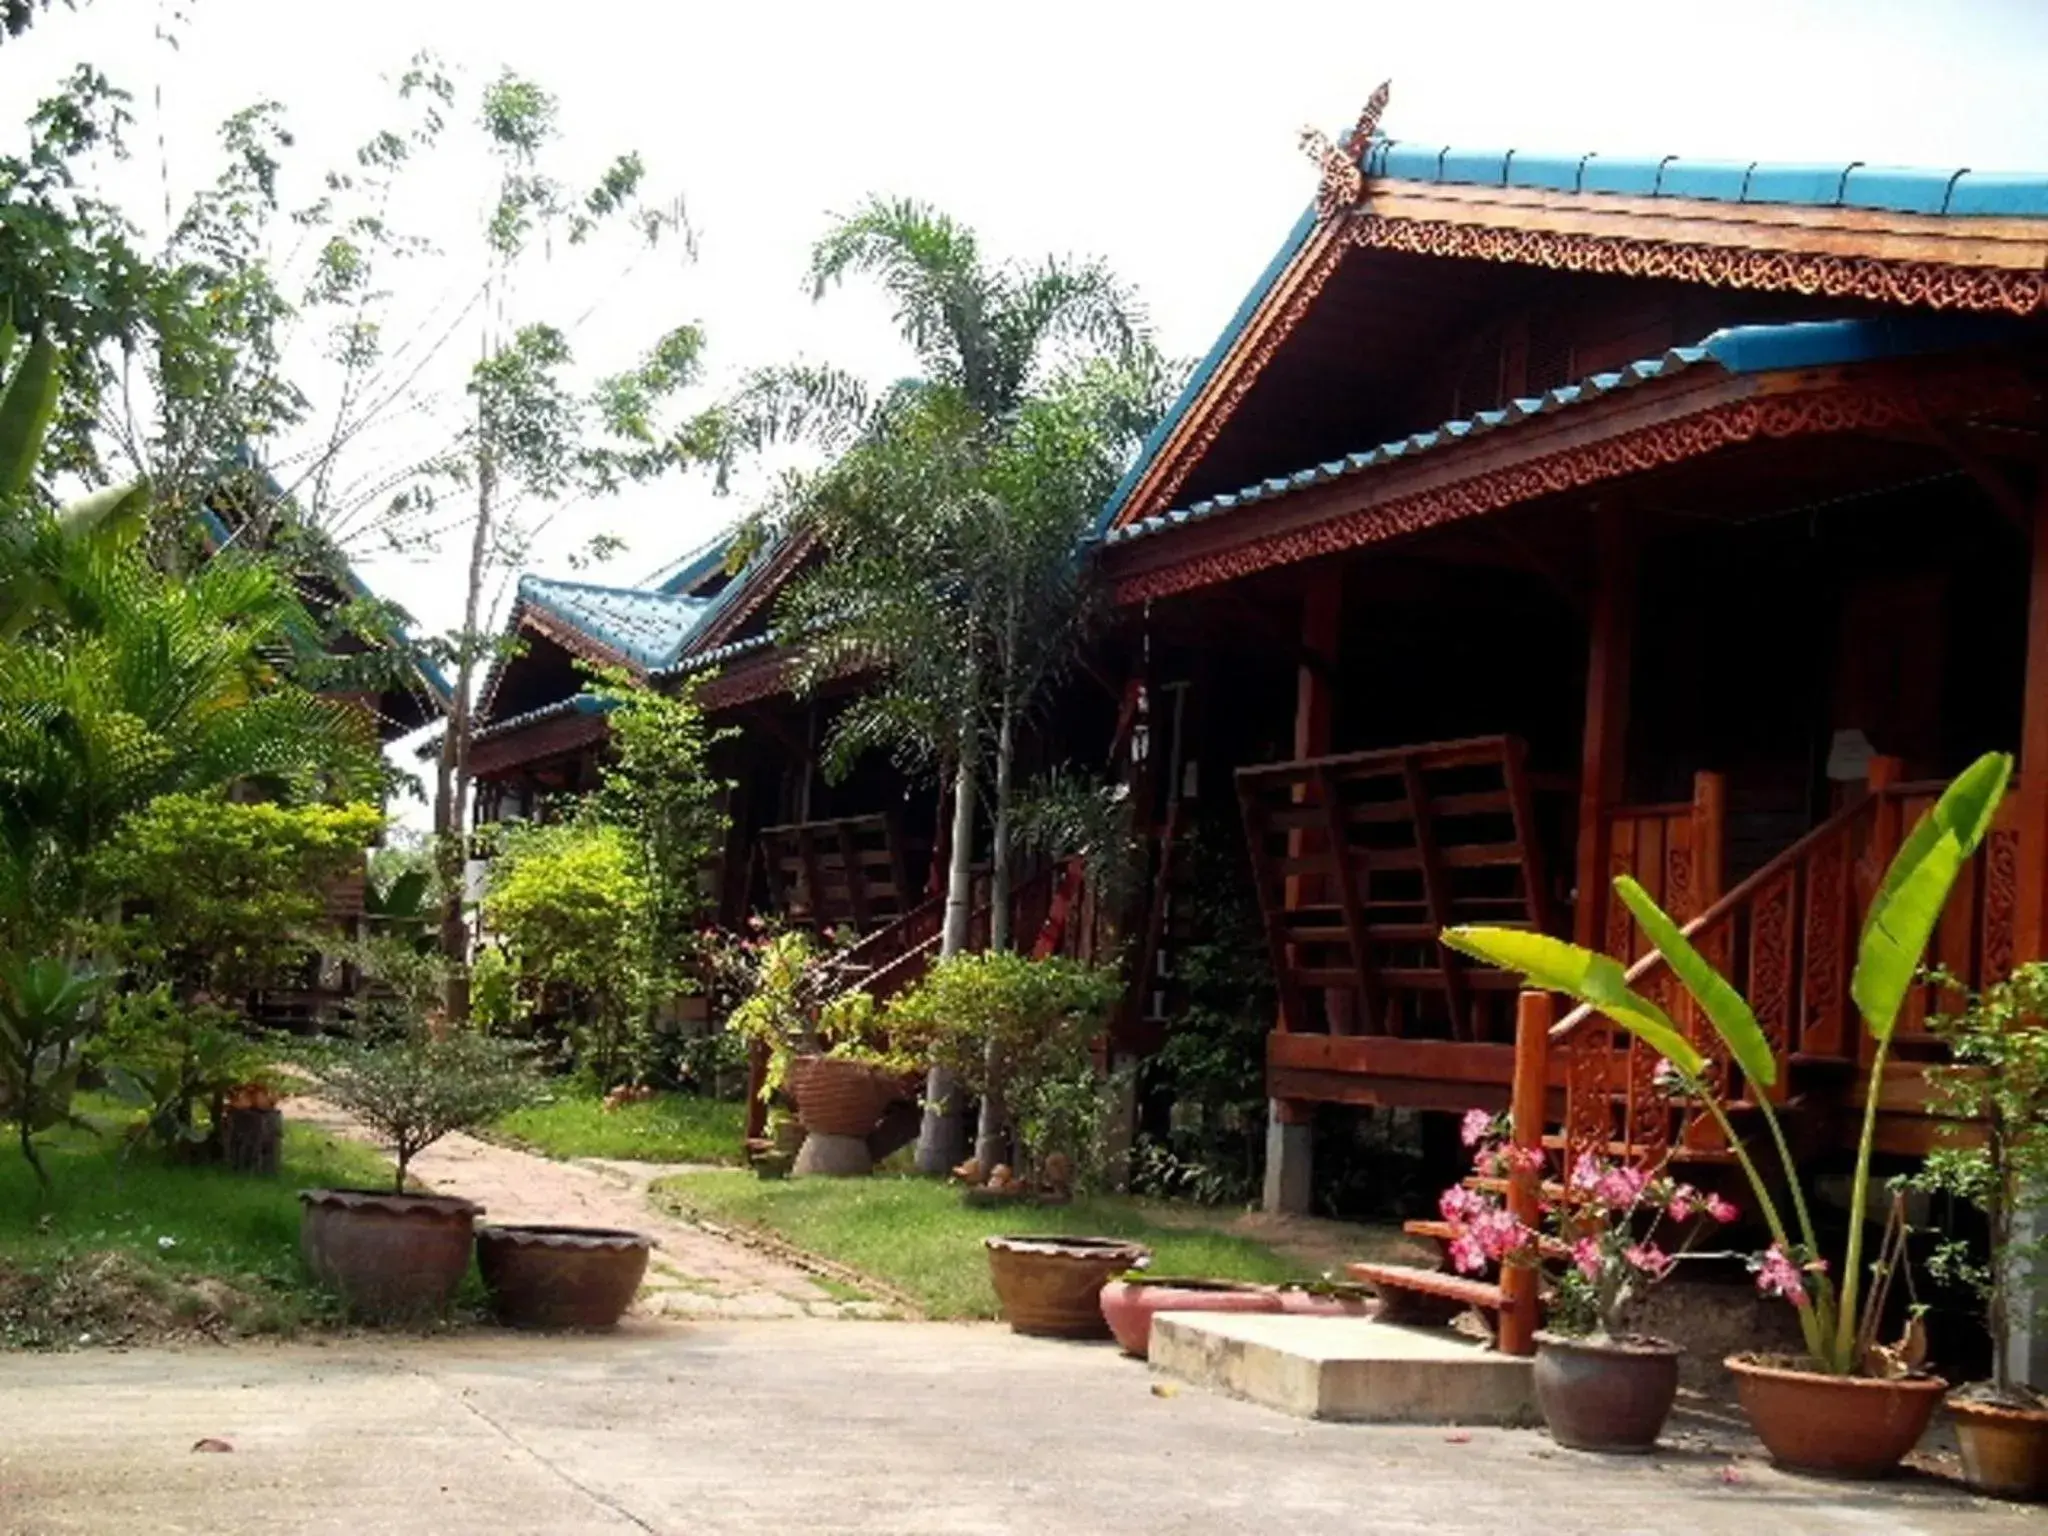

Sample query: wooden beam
[2014,471,2048,963]
[1284,566,1344,1032]
[1925,421,2033,536]
[1573,508,1638,947]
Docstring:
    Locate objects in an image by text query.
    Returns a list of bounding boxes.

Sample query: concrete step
[1149,1313,1537,1426]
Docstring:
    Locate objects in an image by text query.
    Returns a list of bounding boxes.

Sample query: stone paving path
[289,1098,895,1322]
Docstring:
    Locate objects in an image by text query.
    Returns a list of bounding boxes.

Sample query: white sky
[5,0,2048,643]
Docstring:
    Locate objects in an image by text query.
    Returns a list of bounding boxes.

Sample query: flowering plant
[1440,1110,1736,1339]
[1443,751,2011,1376]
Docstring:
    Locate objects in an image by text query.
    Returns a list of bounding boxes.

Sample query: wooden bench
[1347,1261,1503,1331]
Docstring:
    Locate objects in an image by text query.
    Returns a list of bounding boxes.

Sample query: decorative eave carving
[1345,212,2048,318]
[1109,364,2037,606]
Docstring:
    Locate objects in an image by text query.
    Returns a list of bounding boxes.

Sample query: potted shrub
[300,1026,538,1321]
[887,952,1139,1335]
[1446,751,2011,1478]
[727,928,910,1173]
[1439,1110,1738,1451]
[1910,963,2048,1500]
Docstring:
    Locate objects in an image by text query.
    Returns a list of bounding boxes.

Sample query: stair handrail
[1552,792,1880,1045]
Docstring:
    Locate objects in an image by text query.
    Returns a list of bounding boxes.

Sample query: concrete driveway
[0,1321,2029,1535]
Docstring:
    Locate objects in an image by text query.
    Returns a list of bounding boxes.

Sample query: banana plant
[0,954,106,1190]
[1443,750,2013,1375]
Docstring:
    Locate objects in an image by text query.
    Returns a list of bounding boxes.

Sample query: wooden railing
[1601,772,1726,955]
[1540,759,2018,1176]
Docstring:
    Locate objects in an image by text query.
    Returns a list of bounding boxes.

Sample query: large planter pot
[476,1224,653,1330]
[789,1056,903,1139]
[1098,1277,1285,1357]
[299,1189,480,1322]
[1726,1354,1947,1478]
[1532,1332,1682,1453]
[1949,1395,2048,1502]
[984,1235,1150,1338]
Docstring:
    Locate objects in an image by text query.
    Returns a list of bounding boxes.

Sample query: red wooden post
[1574,508,1636,947]
[1285,564,1343,1023]
[1692,771,1727,910]
[2014,481,2048,965]
[1499,988,1552,1357]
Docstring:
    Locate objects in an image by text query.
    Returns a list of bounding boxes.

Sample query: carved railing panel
[1543,766,2015,1175]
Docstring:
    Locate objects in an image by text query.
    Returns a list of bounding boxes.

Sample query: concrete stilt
[2007,1190,2048,1390]
[794,1132,873,1177]
[1263,1102,1312,1214]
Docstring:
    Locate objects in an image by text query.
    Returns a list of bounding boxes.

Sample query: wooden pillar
[1691,770,1728,911]
[1499,989,1552,1357]
[2015,483,2048,964]
[1573,508,1638,948]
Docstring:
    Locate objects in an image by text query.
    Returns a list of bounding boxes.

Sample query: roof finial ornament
[1300,80,1392,222]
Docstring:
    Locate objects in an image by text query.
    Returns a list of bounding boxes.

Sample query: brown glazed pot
[1098,1277,1285,1357]
[1532,1332,1682,1453]
[1949,1395,2048,1502]
[790,1055,904,1139]
[299,1189,479,1321]
[476,1224,653,1330]
[985,1235,1150,1338]
[1727,1354,1947,1478]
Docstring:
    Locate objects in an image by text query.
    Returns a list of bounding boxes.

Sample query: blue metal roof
[1363,142,2048,219]
[1102,315,2025,549]
[518,575,714,670]
[1098,137,2048,533]
[653,630,775,680]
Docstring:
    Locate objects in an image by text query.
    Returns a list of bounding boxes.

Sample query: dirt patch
[0,1252,290,1349]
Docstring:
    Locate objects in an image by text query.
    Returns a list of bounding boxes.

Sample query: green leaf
[56,477,150,543]
[0,330,59,499]
[1440,925,1705,1077]
[1854,752,2015,1040]
[1613,876,1774,1089]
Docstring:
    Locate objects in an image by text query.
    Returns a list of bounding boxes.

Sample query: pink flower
[1470,1208,1530,1264]
[1666,1189,1695,1223]
[1625,1243,1674,1279]
[1572,1236,1602,1281]
[1592,1165,1649,1209]
[1460,1109,1494,1148]
[1439,1186,1488,1224]
[1448,1233,1487,1275]
[1570,1153,1604,1192]
[1704,1193,1738,1224]
[1754,1245,1809,1306]
[1497,1144,1545,1176]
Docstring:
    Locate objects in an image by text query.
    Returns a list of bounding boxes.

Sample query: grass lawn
[654,1171,1314,1320]
[0,1097,397,1347]
[491,1089,746,1165]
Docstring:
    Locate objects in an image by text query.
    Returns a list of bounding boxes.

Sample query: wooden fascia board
[1108,221,1348,533]
[1367,180,2048,273]
[1105,365,1757,582]
[517,606,641,676]
[1102,357,2036,604]
[691,529,816,654]
[469,710,610,780]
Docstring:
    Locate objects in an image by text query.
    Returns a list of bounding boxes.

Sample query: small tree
[1912,963,2048,1403]
[481,819,651,1086]
[313,1029,537,1193]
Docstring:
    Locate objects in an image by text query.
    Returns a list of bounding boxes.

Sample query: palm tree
[0,334,380,953]
[711,199,1172,1171]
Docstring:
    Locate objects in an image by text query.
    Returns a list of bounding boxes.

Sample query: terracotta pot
[476,1224,653,1330]
[790,1056,904,1139]
[1275,1284,1376,1318]
[984,1235,1150,1338]
[299,1188,479,1321]
[1726,1354,1947,1478]
[1533,1332,1682,1453]
[1949,1395,2048,1502]
[1098,1277,1285,1357]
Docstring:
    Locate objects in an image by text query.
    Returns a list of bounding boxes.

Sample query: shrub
[307,1027,540,1192]
[884,952,1123,1184]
